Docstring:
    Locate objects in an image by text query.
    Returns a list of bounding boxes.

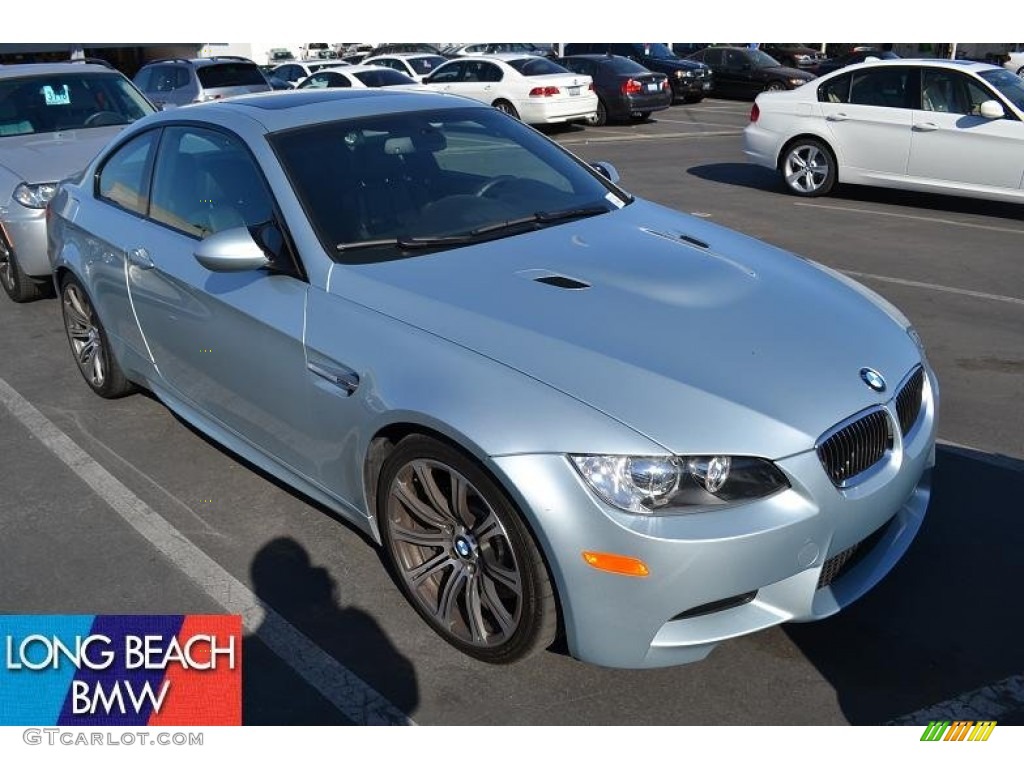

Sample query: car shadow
[784,444,1024,724]
[243,537,419,724]
[686,163,1024,222]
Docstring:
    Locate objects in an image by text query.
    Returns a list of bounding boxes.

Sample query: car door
[424,60,465,93]
[908,67,1024,191]
[124,124,317,477]
[701,49,732,95]
[448,60,495,104]
[820,66,915,179]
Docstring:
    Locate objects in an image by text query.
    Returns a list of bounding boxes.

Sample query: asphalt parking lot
[1,98,1022,725]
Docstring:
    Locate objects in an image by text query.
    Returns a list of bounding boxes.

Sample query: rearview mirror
[194,227,270,272]
[979,100,1005,119]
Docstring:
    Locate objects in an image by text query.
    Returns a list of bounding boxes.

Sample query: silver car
[0,61,154,302]
[47,90,937,669]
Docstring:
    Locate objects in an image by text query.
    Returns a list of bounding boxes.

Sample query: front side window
[97,130,158,214]
[299,72,351,89]
[819,73,852,103]
[0,72,154,136]
[409,56,445,75]
[149,126,273,239]
[270,107,629,264]
[850,67,913,108]
[920,69,991,114]
[428,62,463,83]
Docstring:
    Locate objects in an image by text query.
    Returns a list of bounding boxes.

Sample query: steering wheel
[473,175,519,198]
[83,111,124,128]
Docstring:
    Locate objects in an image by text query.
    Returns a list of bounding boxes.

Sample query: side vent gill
[533,275,590,290]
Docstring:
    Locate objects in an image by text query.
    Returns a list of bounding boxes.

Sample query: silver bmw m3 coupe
[47,89,937,668]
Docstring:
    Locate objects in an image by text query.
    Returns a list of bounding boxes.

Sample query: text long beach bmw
[47,89,936,668]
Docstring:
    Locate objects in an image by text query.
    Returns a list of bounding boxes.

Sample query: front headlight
[13,182,58,209]
[675,69,693,79]
[570,454,789,514]
[788,78,807,86]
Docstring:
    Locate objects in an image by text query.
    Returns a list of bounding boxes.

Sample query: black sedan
[758,43,827,70]
[558,54,672,125]
[686,46,815,99]
[812,49,900,76]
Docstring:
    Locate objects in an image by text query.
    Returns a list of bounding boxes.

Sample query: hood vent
[679,234,709,249]
[533,274,590,290]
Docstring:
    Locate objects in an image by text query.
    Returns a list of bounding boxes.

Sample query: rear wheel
[59,274,135,398]
[492,99,520,120]
[0,233,46,303]
[587,99,608,126]
[780,138,837,197]
[378,435,557,663]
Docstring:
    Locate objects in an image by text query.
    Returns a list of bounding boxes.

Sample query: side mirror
[194,227,270,272]
[979,100,1005,119]
[591,161,620,183]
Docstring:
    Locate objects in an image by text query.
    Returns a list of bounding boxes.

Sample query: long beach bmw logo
[860,367,887,393]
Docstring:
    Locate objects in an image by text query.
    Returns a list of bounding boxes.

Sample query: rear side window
[818,73,851,103]
[97,131,158,215]
[849,67,913,108]
[196,63,266,88]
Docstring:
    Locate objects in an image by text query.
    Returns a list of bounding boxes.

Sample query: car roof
[156,88,463,133]
[305,64,389,75]
[470,53,546,62]
[825,58,1002,75]
[0,62,118,79]
[367,53,443,60]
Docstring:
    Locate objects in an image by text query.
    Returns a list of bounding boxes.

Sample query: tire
[492,99,520,120]
[1017,66,1024,77]
[587,99,608,126]
[378,435,557,664]
[59,274,136,398]
[0,232,46,303]
[631,110,652,122]
[780,138,837,197]
[764,80,787,93]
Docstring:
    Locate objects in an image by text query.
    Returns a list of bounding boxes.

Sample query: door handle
[825,112,848,122]
[913,122,939,132]
[127,247,154,269]
[307,360,360,395]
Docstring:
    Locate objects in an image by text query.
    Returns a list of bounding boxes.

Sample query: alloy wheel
[385,458,523,648]
[783,143,833,195]
[62,282,107,389]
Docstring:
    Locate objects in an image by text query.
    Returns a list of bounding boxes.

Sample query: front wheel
[60,274,136,398]
[0,233,46,303]
[780,138,837,197]
[764,80,787,92]
[378,435,557,664]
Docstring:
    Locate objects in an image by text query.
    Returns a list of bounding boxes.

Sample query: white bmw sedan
[744,59,1024,204]
[422,53,597,125]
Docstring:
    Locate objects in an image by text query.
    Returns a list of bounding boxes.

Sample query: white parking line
[795,201,1024,236]
[560,130,740,145]
[652,117,751,130]
[841,270,1024,307]
[0,376,415,726]
[889,673,1024,724]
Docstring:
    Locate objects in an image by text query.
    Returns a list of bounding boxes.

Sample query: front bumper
[0,202,48,278]
[671,74,713,98]
[491,365,938,668]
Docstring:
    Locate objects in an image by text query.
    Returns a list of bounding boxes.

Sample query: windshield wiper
[334,206,612,252]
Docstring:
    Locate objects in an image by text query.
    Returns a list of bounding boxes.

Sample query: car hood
[0,126,124,184]
[649,57,701,70]
[332,200,921,458]
[762,64,814,80]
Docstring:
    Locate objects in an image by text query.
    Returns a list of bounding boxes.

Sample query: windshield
[0,72,154,137]
[979,68,1024,111]
[507,58,568,76]
[197,63,267,88]
[749,50,782,68]
[270,107,629,263]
